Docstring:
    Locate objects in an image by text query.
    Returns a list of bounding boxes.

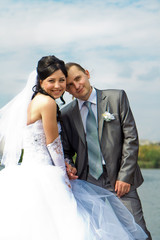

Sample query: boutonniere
[102,111,115,122]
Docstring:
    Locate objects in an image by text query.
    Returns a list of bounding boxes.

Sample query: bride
[0,55,147,240]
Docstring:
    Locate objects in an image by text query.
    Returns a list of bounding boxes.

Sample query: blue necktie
[84,101,103,180]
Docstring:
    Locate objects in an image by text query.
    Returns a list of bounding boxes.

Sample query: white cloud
[1,0,160,52]
[0,0,160,140]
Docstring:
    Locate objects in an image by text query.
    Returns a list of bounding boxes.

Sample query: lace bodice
[22,120,61,166]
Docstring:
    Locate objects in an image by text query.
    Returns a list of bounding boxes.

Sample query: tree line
[138,144,160,168]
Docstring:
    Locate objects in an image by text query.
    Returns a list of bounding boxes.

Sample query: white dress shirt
[77,88,105,164]
[77,88,97,133]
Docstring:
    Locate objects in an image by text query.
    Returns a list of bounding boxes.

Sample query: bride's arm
[40,96,59,145]
[47,136,71,188]
[40,97,71,187]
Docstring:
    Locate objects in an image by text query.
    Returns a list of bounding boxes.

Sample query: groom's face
[66,66,92,101]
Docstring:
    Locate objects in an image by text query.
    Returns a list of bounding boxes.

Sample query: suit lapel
[71,100,86,145]
[96,89,108,142]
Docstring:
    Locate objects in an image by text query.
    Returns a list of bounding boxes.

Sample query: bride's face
[40,70,66,99]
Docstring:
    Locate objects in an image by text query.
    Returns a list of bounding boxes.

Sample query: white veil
[0,71,37,166]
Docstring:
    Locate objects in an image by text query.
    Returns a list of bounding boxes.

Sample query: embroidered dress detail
[22,120,53,166]
[47,136,63,157]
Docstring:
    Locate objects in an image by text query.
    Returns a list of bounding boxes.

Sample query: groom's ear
[85,70,90,79]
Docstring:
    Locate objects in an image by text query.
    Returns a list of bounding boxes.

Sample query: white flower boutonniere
[102,111,115,122]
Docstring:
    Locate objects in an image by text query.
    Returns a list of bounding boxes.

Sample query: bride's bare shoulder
[27,94,57,125]
[33,94,56,110]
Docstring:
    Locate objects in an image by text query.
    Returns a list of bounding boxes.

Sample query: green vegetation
[72,145,160,169]
[138,144,160,168]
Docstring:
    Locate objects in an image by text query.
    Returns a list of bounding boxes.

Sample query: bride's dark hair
[32,55,67,119]
[32,55,67,102]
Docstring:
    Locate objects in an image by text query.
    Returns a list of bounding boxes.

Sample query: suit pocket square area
[102,111,115,122]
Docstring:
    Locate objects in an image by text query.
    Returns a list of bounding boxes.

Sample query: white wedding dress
[0,120,147,240]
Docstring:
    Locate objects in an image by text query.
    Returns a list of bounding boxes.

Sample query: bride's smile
[40,69,66,99]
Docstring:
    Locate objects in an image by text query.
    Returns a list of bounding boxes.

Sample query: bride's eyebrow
[48,77,56,81]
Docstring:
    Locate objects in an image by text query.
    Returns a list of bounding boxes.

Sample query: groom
[61,62,151,239]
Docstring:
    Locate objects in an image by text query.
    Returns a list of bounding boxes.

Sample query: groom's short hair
[65,62,86,73]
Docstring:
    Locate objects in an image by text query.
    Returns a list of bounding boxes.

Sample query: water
[138,169,160,240]
[0,166,159,239]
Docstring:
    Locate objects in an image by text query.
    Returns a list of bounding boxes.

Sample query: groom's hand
[65,162,78,180]
[115,180,131,198]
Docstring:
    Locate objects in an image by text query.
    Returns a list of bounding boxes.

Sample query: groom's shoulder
[96,88,126,98]
[61,99,77,116]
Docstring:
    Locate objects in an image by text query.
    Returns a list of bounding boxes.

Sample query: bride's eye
[59,78,65,82]
[48,79,55,83]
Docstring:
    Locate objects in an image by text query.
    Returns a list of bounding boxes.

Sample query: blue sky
[0,0,160,141]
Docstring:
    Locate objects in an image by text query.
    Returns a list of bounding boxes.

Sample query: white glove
[47,136,71,188]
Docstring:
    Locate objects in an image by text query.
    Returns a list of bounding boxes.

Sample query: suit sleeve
[60,119,76,166]
[117,90,139,184]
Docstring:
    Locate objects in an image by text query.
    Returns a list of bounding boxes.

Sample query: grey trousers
[87,167,152,240]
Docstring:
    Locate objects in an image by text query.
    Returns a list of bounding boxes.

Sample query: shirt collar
[77,88,97,110]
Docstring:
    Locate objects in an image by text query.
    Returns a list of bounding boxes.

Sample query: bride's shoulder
[34,94,56,110]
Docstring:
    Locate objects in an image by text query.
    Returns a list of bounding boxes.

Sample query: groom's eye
[75,76,81,81]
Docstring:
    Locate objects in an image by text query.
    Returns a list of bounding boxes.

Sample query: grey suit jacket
[61,89,143,189]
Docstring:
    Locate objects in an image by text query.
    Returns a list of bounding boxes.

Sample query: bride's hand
[65,162,78,180]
